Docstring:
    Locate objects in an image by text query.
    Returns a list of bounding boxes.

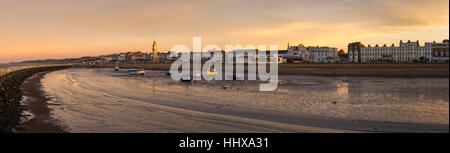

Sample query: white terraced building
[309,47,338,62]
[425,39,449,62]
[360,40,426,62]
[350,39,449,63]
[288,45,338,63]
[287,44,311,61]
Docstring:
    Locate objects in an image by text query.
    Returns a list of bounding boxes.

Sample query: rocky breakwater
[0,65,71,133]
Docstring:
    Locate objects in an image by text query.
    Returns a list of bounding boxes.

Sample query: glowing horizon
[0,0,448,63]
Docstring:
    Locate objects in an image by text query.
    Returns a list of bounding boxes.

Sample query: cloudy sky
[0,0,448,62]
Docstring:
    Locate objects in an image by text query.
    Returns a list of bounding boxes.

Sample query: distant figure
[332,100,337,104]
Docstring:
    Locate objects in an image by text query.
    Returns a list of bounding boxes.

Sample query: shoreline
[0,65,71,133]
[85,63,449,78]
[27,68,449,133]
[10,68,448,133]
[14,71,66,133]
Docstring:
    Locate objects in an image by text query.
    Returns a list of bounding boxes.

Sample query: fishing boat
[128,68,146,75]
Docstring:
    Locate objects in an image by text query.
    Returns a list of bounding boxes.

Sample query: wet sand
[33,68,448,133]
[16,71,349,133]
[86,63,449,78]
[15,72,65,133]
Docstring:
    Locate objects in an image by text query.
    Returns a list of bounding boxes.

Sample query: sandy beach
[14,68,447,133]
[14,72,65,133]
[16,70,347,133]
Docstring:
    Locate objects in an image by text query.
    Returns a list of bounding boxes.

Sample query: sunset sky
[0,0,448,63]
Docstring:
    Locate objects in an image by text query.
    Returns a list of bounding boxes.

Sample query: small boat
[206,68,218,75]
[128,68,146,75]
[114,66,120,71]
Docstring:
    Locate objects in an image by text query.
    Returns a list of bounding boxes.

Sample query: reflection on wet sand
[336,81,349,102]
[41,68,449,132]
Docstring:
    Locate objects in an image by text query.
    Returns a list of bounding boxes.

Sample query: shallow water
[41,68,449,132]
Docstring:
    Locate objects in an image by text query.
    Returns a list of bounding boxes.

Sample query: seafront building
[288,44,338,63]
[199,49,288,64]
[349,39,449,63]
[337,49,349,63]
[426,39,449,62]
[91,40,172,63]
[309,46,338,63]
[348,42,364,63]
[287,44,311,61]
[228,49,288,64]
[90,39,448,64]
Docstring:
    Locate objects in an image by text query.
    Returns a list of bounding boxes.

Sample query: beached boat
[128,68,146,75]
[206,68,218,76]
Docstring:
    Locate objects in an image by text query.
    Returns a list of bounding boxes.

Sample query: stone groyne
[0,65,71,133]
